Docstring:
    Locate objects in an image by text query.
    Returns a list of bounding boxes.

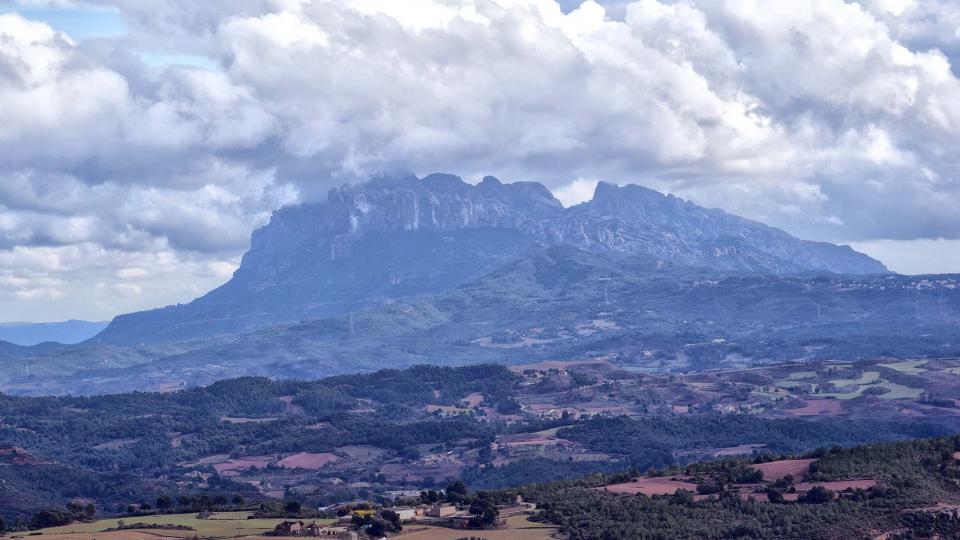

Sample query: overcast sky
[1,0,960,322]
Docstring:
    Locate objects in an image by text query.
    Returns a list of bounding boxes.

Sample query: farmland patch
[276,452,339,469]
[751,459,815,481]
[603,477,698,495]
[879,360,929,374]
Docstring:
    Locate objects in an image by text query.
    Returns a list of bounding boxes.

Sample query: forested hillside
[1,363,956,523]
[519,436,960,539]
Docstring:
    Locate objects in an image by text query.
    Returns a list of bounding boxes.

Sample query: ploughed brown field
[602,477,699,495]
[599,458,879,505]
[752,459,816,481]
[212,455,274,475]
[275,452,339,469]
[785,399,844,416]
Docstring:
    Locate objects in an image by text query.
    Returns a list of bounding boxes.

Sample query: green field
[752,389,788,401]
[774,380,816,391]
[27,512,331,538]
[878,359,929,374]
[6,512,555,540]
[816,370,923,400]
[534,426,573,437]
[875,382,925,399]
[786,371,817,380]
[819,379,873,400]
[829,371,880,387]
[818,387,867,400]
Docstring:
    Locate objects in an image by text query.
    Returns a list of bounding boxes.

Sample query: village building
[269,521,352,538]
[426,504,457,517]
[384,489,422,500]
[271,520,304,536]
[384,506,416,521]
[445,512,475,529]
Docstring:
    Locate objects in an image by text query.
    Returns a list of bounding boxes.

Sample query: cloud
[553,177,600,207]
[852,238,960,274]
[0,241,241,321]
[2,0,960,319]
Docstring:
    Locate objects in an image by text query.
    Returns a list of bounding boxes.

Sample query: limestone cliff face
[552,181,884,274]
[94,173,885,345]
[245,173,563,254]
[248,174,883,274]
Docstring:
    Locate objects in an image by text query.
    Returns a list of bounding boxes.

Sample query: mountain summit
[93,173,885,345]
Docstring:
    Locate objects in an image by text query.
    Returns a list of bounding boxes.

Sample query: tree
[30,508,73,529]
[421,490,441,504]
[672,489,695,505]
[445,480,468,502]
[696,480,723,495]
[367,518,386,537]
[0,516,7,533]
[496,398,522,414]
[478,445,494,464]
[381,510,400,523]
[283,500,302,514]
[468,493,500,529]
[157,496,173,511]
[377,511,402,533]
[799,486,834,504]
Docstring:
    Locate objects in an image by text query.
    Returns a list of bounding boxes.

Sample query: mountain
[0,320,108,346]
[7,246,954,396]
[564,181,883,273]
[92,174,885,346]
[0,339,25,358]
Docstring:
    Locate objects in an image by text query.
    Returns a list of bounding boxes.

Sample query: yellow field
[2,513,555,540]
[12,532,185,540]
[4,512,335,540]
[393,515,557,540]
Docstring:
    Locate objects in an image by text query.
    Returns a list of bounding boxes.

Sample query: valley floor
[2,512,556,540]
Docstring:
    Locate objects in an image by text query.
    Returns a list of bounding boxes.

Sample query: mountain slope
[92,173,885,346]
[563,181,882,273]
[8,246,954,396]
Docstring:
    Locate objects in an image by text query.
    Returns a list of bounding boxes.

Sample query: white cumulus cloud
[2,0,960,320]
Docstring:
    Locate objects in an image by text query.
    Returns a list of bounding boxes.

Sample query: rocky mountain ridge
[92,173,885,345]
[247,173,884,274]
